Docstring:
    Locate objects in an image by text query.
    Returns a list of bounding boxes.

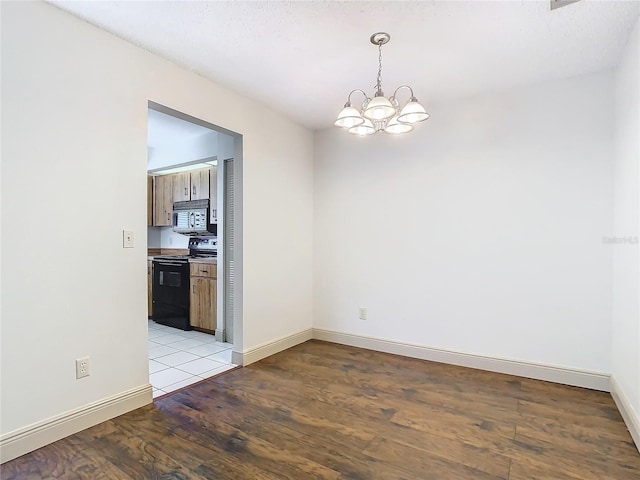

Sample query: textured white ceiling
[51,0,639,130]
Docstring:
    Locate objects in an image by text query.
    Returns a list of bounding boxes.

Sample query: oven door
[152,260,191,330]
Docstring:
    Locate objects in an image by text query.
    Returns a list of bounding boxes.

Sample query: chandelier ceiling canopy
[334,32,429,136]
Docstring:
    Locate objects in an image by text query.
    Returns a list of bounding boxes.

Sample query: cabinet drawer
[190,262,217,278]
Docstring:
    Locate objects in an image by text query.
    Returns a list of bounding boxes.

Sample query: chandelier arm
[346,89,369,106]
[391,85,415,102]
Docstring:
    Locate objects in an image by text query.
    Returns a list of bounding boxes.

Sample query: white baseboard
[610,375,640,452]
[313,329,611,392]
[0,384,152,464]
[234,328,313,366]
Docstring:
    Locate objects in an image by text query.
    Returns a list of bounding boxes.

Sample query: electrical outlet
[359,307,367,320]
[76,357,90,379]
[123,230,134,248]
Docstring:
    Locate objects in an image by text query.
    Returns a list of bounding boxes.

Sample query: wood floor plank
[508,459,599,480]
[163,389,412,480]
[1,340,638,480]
[0,434,130,480]
[513,428,640,479]
[176,383,376,450]
[158,395,342,480]
[254,354,520,440]
[516,416,640,459]
[261,342,524,415]
[363,436,508,480]
[517,398,630,432]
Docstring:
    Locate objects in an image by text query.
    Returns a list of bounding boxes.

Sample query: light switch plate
[123,230,134,248]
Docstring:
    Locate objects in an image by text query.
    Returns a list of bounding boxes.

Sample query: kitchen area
[146,106,236,398]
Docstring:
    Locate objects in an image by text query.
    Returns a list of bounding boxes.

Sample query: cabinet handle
[167,212,170,221]
[193,186,196,195]
[184,187,188,196]
[192,285,196,293]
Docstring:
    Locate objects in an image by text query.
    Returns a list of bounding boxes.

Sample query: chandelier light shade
[334,103,365,129]
[363,95,396,121]
[398,97,430,124]
[348,117,376,136]
[384,115,413,134]
[334,32,429,136]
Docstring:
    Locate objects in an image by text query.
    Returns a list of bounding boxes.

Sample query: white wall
[1,0,313,446]
[612,18,640,430]
[147,131,218,171]
[147,226,161,248]
[146,226,193,250]
[314,71,614,374]
[159,227,190,249]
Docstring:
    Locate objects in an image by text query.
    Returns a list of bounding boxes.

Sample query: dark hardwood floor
[2,340,639,479]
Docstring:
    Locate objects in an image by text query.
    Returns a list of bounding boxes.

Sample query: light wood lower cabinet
[147,260,153,318]
[190,262,217,332]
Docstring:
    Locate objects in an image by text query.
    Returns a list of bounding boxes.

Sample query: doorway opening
[146,102,243,398]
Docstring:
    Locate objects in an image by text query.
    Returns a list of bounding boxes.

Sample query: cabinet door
[172,172,191,203]
[190,277,217,331]
[209,166,218,223]
[153,175,172,226]
[190,168,210,201]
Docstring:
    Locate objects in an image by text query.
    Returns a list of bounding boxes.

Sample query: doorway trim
[147,101,244,358]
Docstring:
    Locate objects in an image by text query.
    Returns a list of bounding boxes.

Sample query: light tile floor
[148,319,235,398]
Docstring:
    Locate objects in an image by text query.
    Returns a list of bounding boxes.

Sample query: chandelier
[334,32,429,136]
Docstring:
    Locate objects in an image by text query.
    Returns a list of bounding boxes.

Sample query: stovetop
[153,237,218,262]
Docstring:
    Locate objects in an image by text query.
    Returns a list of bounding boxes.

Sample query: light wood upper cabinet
[190,262,217,332]
[172,172,191,203]
[153,175,173,227]
[209,166,218,223]
[191,168,210,200]
[150,168,213,227]
[171,169,210,203]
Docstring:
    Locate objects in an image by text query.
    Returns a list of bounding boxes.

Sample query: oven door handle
[155,261,185,267]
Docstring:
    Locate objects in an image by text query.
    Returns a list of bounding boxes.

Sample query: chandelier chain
[375,40,383,94]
